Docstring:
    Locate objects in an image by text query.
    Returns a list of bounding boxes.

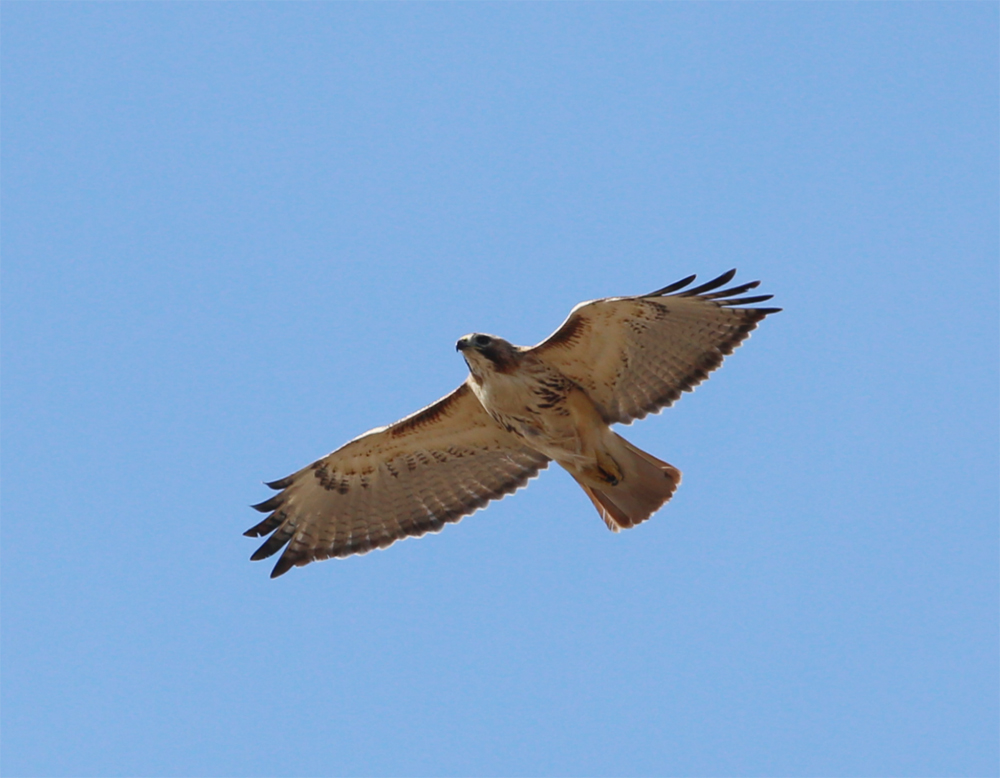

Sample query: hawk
[247,269,779,577]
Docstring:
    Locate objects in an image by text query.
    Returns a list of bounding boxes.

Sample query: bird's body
[247,270,780,577]
[458,337,680,529]
[463,344,580,455]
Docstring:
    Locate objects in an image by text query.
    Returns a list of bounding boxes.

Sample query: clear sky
[2,4,997,777]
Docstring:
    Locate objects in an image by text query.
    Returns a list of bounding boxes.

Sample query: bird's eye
[474,335,492,347]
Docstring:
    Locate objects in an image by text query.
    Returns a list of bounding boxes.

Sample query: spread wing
[529,269,781,425]
[246,383,550,577]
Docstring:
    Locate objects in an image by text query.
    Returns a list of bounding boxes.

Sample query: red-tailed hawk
[247,270,780,577]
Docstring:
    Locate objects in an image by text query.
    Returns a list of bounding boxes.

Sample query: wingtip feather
[647,273,696,296]
[270,559,294,578]
[251,494,284,513]
[722,294,774,306]
[680,268,738,297]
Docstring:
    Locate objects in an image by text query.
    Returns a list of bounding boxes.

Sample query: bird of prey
[247,269,779,577]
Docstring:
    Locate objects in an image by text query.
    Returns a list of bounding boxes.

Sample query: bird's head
[456,333,520,377]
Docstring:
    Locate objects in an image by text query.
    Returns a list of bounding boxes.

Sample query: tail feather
[571,435,681,531]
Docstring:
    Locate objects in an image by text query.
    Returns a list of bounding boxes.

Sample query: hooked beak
[456,337,469,352]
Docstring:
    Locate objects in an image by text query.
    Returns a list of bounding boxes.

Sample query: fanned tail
[571,434,681,531]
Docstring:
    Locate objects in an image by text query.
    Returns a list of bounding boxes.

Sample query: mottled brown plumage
[247,270,779,577]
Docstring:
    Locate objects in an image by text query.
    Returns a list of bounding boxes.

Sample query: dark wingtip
[648,273,697,297]
[704,280,760,299]
[249,523,295,560]
[250,494,284,513]
[680,269,738,297]
[265,477,293,490]
[244,512,284,537]
[270,556,295,578]
[723,294,774,306]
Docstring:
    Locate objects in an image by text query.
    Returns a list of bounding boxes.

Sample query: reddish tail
[572,434,681,531]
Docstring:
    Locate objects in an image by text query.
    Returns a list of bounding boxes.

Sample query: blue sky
[2,4,997,777]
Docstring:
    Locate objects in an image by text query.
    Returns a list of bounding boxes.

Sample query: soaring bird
[247,269,779,577]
